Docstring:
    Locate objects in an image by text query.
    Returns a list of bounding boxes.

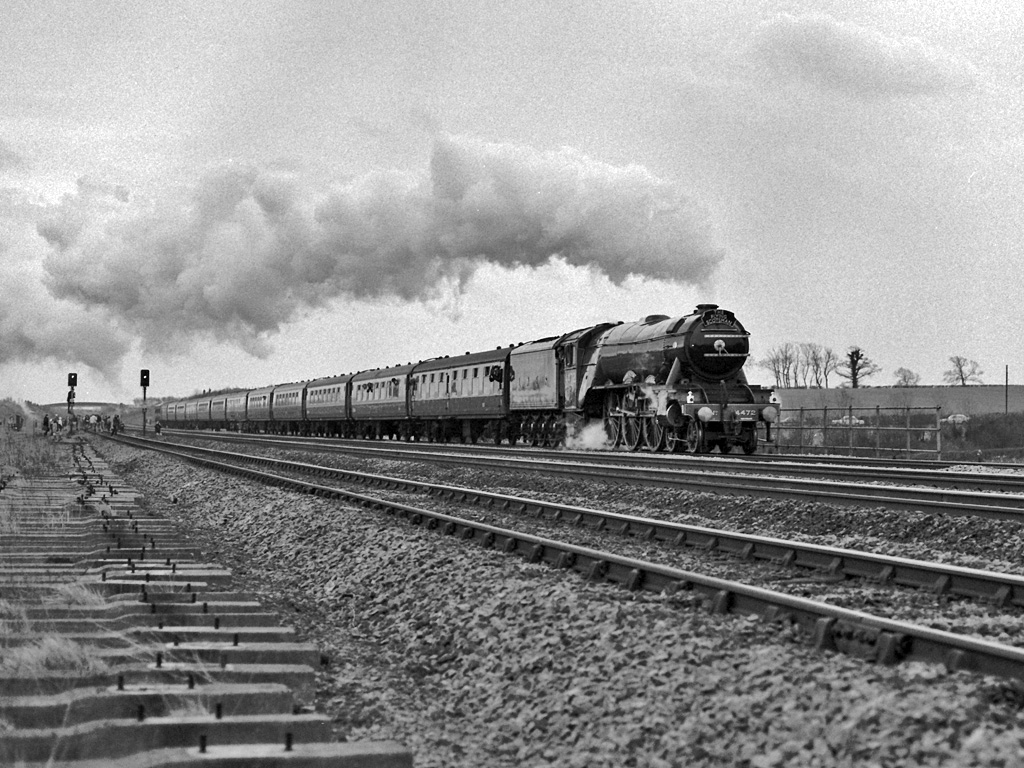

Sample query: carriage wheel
[622,415,642,452]
[684,419,706,454]
[718,439,733,454]
[491,421,503,445]
[642,416,665,452]
[527,417,540,447]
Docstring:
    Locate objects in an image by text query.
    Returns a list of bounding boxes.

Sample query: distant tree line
[757,345,984,389]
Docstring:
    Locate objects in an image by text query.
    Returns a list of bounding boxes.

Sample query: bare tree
[836,346,881,388]
[758,342,841,388]
[820,347,839,388]
[757,344,798,388]
[943,356,983,385]
[893,367,921,387]
[796,343,816,387]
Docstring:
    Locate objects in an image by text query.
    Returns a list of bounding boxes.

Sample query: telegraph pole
[141,369,150,435]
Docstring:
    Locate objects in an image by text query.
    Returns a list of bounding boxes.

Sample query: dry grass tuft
[0,636,110,677]
[0,431,67,477]
[44,582,109,608]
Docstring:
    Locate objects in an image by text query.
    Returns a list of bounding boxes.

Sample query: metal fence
[772,405,943,459]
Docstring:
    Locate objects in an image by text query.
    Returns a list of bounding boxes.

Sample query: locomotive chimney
[695,303,719,312]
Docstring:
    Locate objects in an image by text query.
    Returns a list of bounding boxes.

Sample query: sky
[2,0,1022,405]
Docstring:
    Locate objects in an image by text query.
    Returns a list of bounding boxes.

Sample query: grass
[0,636,111,677]
[0,431,81,536]
[0,429,69,478]
[43,583,110,608]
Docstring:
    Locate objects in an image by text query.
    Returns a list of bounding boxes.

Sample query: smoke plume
[39,136,723,355]
[0,264,129,371]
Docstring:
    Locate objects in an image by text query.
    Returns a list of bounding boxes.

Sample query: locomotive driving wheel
[642,416,665,452]
[603,392,622,448]
[684,419,706,454]
[621,414,642,451]
[605,415,622,448]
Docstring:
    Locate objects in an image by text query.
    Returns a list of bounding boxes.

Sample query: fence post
[936,407,942,461]
[798,407,804,454]
[823,406,828,453]
[848,405,854,456]
[906,407,911,455]
[875,405,881,457]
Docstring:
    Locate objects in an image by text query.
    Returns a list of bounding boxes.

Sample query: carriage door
[561,343,578,409]
[445,373,451,413]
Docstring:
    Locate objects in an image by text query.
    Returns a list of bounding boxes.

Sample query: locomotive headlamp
[697,406,714,423]
[761,405,779,423]
[686,391,695,404]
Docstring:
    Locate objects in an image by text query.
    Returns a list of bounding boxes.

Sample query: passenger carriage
[271,382,306,435]
[349,364,414,440]
[225,392,247,431]
[305,374,354,437]
[208,394,228,430]
[245,386,275,433]
[411,349,511,443]
[193,396,213,429]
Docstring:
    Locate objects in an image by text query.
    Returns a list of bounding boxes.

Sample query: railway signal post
[67,372,77,414]
[141,369,150,435]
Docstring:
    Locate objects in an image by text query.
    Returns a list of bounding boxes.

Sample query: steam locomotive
[160,304,779,453]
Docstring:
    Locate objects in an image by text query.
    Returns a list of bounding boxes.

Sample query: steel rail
[147,431,1024,521]
[110,434,1024,680]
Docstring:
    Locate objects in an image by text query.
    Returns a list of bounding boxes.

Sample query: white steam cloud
[38,136,723,356]
[0,263,129,371]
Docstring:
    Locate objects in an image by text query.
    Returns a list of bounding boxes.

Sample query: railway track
[153,427,1024,484]
[151,427,1024,485]
[0,437,412,767]
[151,429,1024,521]
[109,433,1024,680]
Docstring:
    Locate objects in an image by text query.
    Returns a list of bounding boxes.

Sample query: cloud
[39,136,724,355]
[37,176,131,251]
[0,264,129,373]
[750,14,979,99]
[0,142,28,173]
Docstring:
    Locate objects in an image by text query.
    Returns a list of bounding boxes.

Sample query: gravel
[95,438,1024,767]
